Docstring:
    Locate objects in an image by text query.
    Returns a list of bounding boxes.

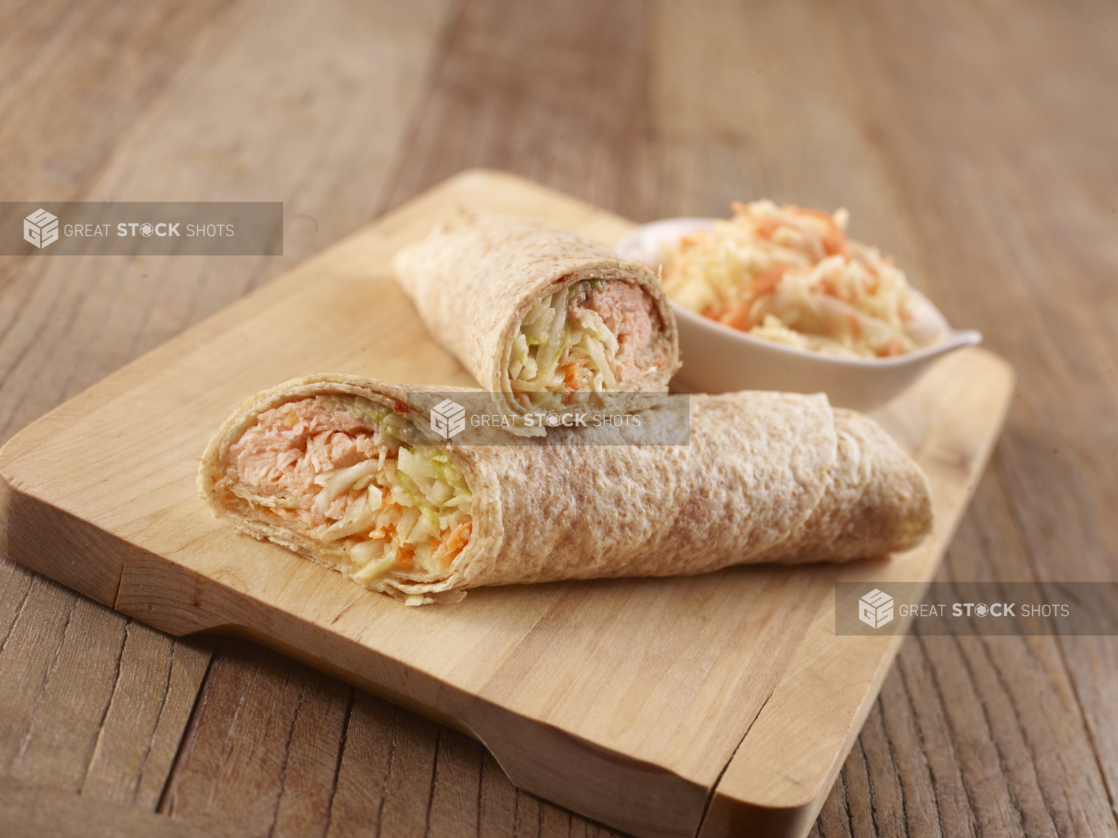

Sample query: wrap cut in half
[199,374,933,605]
[393,211,681,435]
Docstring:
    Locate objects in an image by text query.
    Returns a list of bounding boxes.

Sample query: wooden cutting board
[0,170,1013,838]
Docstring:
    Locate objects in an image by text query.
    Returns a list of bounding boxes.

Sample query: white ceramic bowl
[617,218,982,412]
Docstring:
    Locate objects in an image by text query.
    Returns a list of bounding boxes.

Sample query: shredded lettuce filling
[308,396,473,583]
[508,281,620,398]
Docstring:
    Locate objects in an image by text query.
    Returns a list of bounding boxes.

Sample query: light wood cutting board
[0,170,1013,838]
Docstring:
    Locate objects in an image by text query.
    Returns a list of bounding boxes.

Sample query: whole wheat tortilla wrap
[393,211,681,435]
[199,374,933,605]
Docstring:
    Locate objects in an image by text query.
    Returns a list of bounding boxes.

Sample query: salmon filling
[508,280,670,396]
[220,395,472,584]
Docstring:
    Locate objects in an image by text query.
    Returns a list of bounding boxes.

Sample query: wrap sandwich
[393,211,681,434]
[199,374,933,605]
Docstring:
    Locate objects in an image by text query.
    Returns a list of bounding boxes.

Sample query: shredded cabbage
[660,200,930,358]
[309,396,473,583]
[509,281,621,401]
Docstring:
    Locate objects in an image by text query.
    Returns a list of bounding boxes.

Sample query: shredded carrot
[818,275,840,298]
[721,299,755,331]
[751,267,786,296]
[434,522,472,568]
[749,219,780,241]
[718,268,787,331]
[563,357,589,391]
[795,207,850,259]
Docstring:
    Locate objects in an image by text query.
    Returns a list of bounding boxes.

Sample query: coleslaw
[660,200,930,358]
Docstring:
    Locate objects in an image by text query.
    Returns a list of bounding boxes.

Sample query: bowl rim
[671,303,981,368]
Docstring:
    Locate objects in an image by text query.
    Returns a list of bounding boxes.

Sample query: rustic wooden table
[1,1,1115,836]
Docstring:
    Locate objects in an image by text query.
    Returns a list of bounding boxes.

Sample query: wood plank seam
[321,686,355,836]
[78,616,131,793]
[156,643,219,817]
[1045,653,1118,829]
[837,766,855,838]
[15,585,77,765]
[911,633,983,833]
[977,634,1061,831]
[422,728,444,838]
[267,675,309,835]
[847,732,874,838]
[891,646,950,837]
[856,740,887,838]
[475,742,487,838]
[134,629,183,805]
[535,790,546,836]
[958,630,1039,832]
[376,706,401,835]
[0,571,33,658]
[877,694,913,836]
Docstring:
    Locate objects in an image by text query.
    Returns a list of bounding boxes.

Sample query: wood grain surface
[0,1,1115,837]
